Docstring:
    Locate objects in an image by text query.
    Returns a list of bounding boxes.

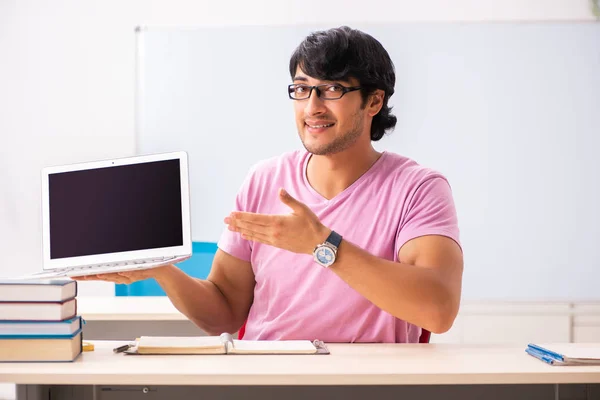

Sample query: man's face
[292,68,367,156]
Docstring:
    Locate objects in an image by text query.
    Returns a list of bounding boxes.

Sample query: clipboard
[115,334,330,355]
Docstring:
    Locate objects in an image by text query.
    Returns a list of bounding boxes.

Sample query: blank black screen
[49,159,183,259]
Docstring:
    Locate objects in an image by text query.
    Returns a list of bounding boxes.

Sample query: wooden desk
[4,342,600,400]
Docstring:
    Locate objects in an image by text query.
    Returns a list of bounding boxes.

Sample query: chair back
[239,322,431,343]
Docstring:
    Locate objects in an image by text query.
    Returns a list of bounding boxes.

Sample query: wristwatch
[313,230,342,268]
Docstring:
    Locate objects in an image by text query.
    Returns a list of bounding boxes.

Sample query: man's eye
[295,85,309,93]
[327,85,343,92]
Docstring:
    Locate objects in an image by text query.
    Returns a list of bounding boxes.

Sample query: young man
[75,26,463,343]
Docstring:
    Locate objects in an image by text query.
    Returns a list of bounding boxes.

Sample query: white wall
[0,0,595,296]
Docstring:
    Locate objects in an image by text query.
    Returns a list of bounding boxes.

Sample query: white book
[131,333,328,355]
[0,279,76,302]
[0,298,77,321]
[0,316,82,336]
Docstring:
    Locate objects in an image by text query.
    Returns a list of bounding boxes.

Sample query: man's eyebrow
[292,76,353,85]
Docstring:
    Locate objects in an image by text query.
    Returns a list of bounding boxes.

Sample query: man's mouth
[305,122,335,130]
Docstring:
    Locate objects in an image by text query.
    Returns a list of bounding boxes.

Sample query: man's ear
[367,90,385,117]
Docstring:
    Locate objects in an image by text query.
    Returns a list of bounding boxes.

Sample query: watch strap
[325,230,342,249]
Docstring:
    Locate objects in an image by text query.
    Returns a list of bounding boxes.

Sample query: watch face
[315,246,335,267]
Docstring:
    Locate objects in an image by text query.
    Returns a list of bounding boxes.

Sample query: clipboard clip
[312,339,330,354]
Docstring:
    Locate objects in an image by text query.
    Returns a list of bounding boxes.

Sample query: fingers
[228,218,271,235]
[71,274,100,281]
[278,188,307,212]
[238,229,273,245]
[95,273,134,285]
[71,272,139,285]
[117,271,148,282]
[225,212,273,226]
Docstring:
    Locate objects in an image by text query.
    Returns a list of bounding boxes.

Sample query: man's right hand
[71,265,174,285]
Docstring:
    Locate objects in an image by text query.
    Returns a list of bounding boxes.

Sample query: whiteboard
[136,23,600,301]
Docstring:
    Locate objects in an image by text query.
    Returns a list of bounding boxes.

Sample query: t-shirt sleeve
[395,176,462,259]
[216,170,255,262]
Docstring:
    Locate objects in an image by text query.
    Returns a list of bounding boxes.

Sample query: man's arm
[226,187,463,334]
[328,234,463,334]
[153,249,255,334]
[74,249,255,335]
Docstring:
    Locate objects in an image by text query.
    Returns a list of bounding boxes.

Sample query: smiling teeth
[309,124,333,128]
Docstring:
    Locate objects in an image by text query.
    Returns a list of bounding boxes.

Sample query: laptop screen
[48,159,183,259]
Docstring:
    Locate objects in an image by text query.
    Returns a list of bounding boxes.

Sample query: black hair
[289,26,397,141]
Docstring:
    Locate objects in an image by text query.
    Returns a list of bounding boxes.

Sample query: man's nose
[304,89,327,116]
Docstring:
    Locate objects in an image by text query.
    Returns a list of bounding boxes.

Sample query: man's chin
[301,142,338,156]
[299,132,350,156]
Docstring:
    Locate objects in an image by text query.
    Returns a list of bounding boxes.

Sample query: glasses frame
[288,83,362,100]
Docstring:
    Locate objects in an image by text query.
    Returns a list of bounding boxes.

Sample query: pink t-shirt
[218,150,461,343]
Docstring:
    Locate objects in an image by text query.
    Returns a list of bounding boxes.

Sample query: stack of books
[0,279,82,362]
[526,343,600,366]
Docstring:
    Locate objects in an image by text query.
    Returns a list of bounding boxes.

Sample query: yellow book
[0,330,82,362]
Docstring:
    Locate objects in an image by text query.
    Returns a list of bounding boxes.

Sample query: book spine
[0,327,83,340]
[0,299,73,304]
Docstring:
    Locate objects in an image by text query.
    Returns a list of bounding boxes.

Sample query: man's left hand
[224,188,330,255]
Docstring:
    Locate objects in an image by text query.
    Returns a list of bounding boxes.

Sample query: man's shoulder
[246,150,306,179]
[382,151,448,184]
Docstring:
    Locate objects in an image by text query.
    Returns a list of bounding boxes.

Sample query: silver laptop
[17,151,192,279]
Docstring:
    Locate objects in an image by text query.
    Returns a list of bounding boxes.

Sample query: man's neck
[306,145,381,200]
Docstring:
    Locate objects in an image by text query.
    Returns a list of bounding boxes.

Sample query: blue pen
[525,348,556,365]
[527,344,564,362]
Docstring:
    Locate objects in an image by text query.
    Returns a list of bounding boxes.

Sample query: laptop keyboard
[37,256,177,274]
[70,256,176,271]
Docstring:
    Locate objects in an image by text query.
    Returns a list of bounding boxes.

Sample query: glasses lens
[320,85,344,99]
[290,84,310,99]
[289,84,350,99]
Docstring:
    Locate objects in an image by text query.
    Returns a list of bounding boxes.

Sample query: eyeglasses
[288,84,362,100]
